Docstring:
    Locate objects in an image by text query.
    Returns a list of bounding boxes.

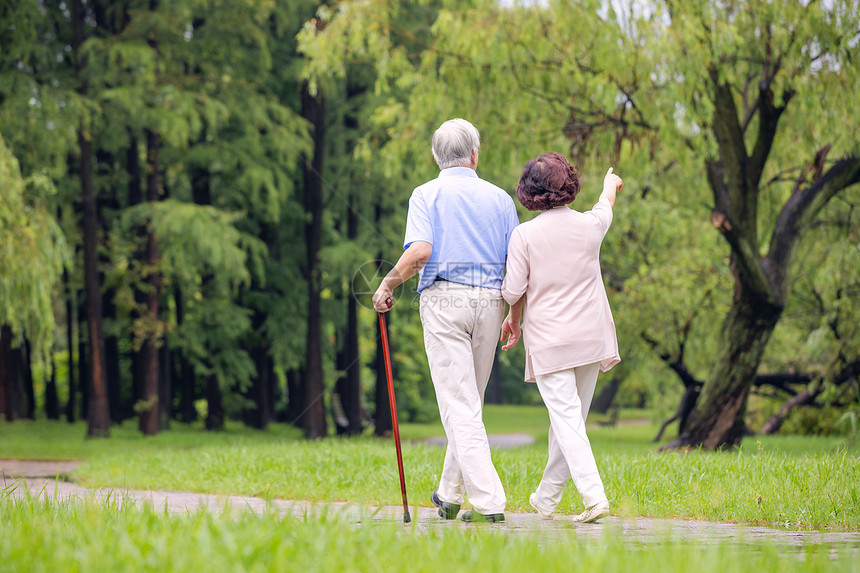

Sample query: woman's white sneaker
[529,493,555,520]
[571,500,610,523]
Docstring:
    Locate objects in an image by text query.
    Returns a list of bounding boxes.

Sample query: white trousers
[534,363,607,510]
[419,281,506,514]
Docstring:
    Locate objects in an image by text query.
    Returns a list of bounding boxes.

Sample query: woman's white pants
[533,363,608,510]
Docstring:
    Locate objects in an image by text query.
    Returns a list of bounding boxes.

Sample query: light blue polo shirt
[403,167,520,292]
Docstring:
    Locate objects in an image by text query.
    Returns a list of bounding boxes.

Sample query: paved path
[421,433,535,448]
[3,459,859,553]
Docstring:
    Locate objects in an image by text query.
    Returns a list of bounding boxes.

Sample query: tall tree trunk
[104,335,121,423]
[97,147,122,424]
[189,167,224,431]
[126,133,145,420]
[343,198,363,435]
[139,127,161,436]
[285,368,305,428]
[374,307,392,436]
[9,345,27,419]
[21,341,35,419]
[155,180,172,428]
[0,334,7,419]
[45,356,60,420]
[341,80,367,434]
[78,301,89,421]
[205,375,224,431]
[174,287,196,424]
[653,382,701,443]
[243,301,273,430]
[158,335,172,430]
[343,292,363,434]
[73,0,110,438]
[103,292,122,423]
[64,270,77,423]
[0,326,16,421]
[301,81,327,439]
[666,294,781,449]
[592,377,622,415]
[244,344,272,430]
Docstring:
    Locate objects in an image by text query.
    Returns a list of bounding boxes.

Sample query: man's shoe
[431,490,460,520]
[529,493,555,520]
[571,500,610,524]
[460,510,505,523]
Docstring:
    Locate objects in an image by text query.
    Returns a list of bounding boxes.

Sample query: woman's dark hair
[515,152,581,211]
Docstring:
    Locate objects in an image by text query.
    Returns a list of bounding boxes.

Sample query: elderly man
[372,118,519,523]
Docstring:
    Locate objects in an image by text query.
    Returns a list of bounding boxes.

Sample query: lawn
[1,406,858,530]
[3,493,855,573]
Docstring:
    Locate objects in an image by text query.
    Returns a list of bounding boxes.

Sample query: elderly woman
[500,152,622,524]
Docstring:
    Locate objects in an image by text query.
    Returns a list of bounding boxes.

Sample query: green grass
[400,405,651,440]
[1,409,858,530]
[1,494,856,573]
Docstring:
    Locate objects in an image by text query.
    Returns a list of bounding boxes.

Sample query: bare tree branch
[765,154,860,298]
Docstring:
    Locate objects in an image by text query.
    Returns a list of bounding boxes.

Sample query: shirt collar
[438,166,478,178]
[538,205,572,215]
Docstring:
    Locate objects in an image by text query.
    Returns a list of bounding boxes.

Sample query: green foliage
[174,296,256,396]
[115,200,262,293]
[3,0,859,437]
[0,133,68,363]
[781,406,851,437]
[105,200,263,397]
[299,0,860,434]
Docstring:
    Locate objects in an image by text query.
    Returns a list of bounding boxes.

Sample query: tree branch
[708,67,749,207]
[765,153,860,298]
[705,67,783,307]
[747,82,791,192]
[759,358,860,435]
[753,371,812,395]
[641,332,702,390]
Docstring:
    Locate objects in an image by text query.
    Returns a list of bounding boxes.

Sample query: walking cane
[378,298,411,524]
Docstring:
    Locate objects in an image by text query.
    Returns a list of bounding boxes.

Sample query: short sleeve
[503,199,520,253]
[403,189,433,249]
[588,198,614,236]
[501,227,528,304]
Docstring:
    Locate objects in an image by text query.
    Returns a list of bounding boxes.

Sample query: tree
[72,0,111,438]
[79,0,309,433]
[655,1,860,448]
[755,198,860,435]
[3,0,311,435]
[300,75,328,439]
[299,0,860,447]
[0,133,68,420]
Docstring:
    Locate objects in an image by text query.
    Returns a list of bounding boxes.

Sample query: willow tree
[0,1,75,424]
[300,0,860,447]
[0,134,68,420]
[652,1,860,448]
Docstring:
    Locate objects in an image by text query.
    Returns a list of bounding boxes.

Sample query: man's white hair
[432,118,480,169]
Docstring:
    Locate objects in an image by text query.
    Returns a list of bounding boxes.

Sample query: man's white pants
[419,281,506,515]
[533,363,608,510]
